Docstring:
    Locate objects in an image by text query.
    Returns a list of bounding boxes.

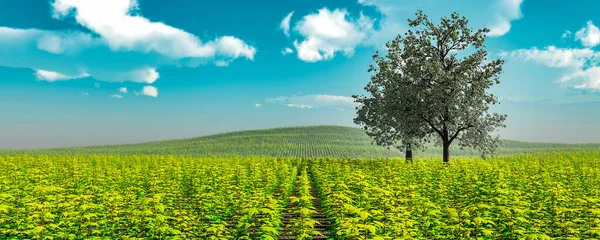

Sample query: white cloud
[35,69,90,82]
[51,0,255,60]
[366,0,523,40]
[0,0,256,85]
[287,104,313,109]
[506,46,600,91]
[575,21,600,47]
[282,47,294,55]
[281,12,294,37]
[119,87,128,93]
[110,94,123,99]
[35,31,95,54]
[559,67,600,90]
[487,0,524,37]
[357,0,524,42]
[508,46,596,68]
[141,86,158,97]
[80,91,89,96]
[266,94,355,109]
[255,103,262,107]
[562,30,572,39]
[116,67,160,84]
[488,19,512,37]
[284,0,523,62]
[291,8,374,62]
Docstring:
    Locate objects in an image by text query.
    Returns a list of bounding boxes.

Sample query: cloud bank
[505,46,600,91]
[266,94,355,110]
[281,0,525,62]
[0,0,256,86]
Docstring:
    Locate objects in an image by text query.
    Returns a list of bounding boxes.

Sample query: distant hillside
[2,126,400,158]
[2,126,599,158]
[431,139,600,156]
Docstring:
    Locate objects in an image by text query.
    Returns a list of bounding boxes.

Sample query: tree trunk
[443,142,450,163]
[405,144,413,163]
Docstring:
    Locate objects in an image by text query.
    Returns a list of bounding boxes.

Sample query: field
[2,126,600,158]
[0,126,399,158]
[1,152,600,239]
[1,126,600,239]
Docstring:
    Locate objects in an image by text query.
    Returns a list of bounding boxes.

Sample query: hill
[1,126,400,158]
[2,126,599,158]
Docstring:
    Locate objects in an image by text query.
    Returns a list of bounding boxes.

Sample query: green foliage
[286,167,323,239]
[310,151,600,239]
[1,152,600,238]
[0,155,297,239]
[354,10,506,162]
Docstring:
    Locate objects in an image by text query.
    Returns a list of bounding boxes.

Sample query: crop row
[311,152,600,239]
[286,167,322,239]
[0,155,299,239]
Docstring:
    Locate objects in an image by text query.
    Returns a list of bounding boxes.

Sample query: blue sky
[1,0,599,148]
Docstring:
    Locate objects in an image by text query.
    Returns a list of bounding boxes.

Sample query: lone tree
[354,11,506,162]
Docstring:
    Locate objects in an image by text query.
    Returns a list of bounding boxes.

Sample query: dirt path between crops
[279,169,331,239]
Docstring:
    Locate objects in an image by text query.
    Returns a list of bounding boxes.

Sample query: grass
[2,125,599,158]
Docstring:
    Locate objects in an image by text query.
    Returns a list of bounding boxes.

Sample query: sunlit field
[1,152,599,239]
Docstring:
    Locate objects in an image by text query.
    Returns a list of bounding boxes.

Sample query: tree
[353,10,507,163]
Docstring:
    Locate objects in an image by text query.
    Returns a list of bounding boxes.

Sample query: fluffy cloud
[282,47,294,55]
[281,12,294,37]
[559,67,600,90]
[255,103,262,107]
[286,104,314,109]
[507,46,597,68]
[266,94,355,109]
[35,69,90,82]
[290,8,374,62]
[283,0,523,62]
[110,94,123,99]
[51,0,255,59]
[505,46,600,91]
[0,0,256,86]
[115,67,160,84]
[562,30,572,39]
[119,87,128,94]
[141,86,158,98]
[487,0,524,37]
[356,0,524,41]
[575,21,600,47]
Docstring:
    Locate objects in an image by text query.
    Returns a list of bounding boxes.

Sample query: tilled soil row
[278,169,331,240]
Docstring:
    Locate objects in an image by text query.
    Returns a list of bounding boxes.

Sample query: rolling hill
[2,125,599,158]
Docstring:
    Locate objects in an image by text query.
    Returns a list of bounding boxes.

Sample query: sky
[1,0,600,148]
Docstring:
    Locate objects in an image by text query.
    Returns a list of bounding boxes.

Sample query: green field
[1,126,600,239]
[1,152,600,239]
[2,126,599,158]
[0,126,398,158]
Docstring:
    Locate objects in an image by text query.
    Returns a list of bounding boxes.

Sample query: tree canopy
[354,10,507,162]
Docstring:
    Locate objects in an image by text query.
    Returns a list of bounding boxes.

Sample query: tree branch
[449,124,474,143]
[420,116,443,137]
